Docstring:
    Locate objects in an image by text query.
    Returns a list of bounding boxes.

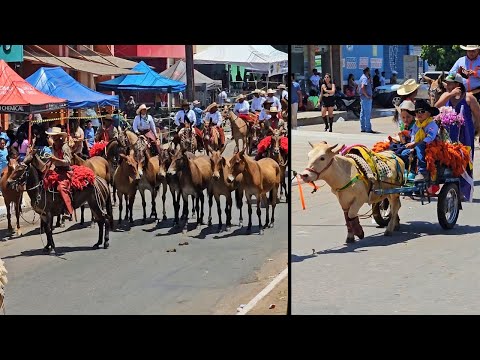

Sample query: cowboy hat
[397,79,420,96]
[460,45,480,51]
[253,89,261,94]
[45,127,67,137]
[391,70,398,75]
[260,90,266,96]
[136,104,150,114]
[205,102,218,112]
[192,100,201,106]
[277,84,287,90]
[267,106,279,113]
[267,89,276,95]
[394,100,415,114]
[180,99,190,107]
[414,99,439,116]
[445,73,464,83]
[236,94,246,101]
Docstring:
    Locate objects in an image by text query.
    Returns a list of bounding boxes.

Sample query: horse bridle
[304,158,334,181]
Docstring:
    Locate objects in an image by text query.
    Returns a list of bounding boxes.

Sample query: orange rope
[297,175,306,210]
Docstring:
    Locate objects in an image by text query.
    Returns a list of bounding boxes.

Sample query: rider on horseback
[234,94,252,123]
[133,104,161,154]
[266,89,282,114]
[251,89,265,114]
[192,100,204,131]
[175,100,202,143]
[204,102,225,148]
[255,107,287,161]
[45,127,74,217]
[95,114,118,143]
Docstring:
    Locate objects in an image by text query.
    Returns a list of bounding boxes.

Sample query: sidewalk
[297,107,395,127]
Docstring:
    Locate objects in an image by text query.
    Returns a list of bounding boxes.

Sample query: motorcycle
[334,90,361,118]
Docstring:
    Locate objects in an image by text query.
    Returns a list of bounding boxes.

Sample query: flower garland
[371,141,390,153]
[425,139,471,180]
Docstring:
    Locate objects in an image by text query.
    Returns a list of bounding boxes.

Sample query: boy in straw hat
[45,127,74,217]
[450,45,480,102]
[204,102,225,148]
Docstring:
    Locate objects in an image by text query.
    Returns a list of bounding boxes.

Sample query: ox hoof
[92,243,101,250]
[384,230,393,236]
[104,242,110,249]
[346,237,355,244]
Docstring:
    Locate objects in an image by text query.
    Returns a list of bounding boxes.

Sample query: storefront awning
[24,54,143,76]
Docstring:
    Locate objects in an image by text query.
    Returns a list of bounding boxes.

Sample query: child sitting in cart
[404,99,439,182]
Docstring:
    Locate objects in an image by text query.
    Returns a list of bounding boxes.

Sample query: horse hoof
[384,230,392,236]
[269,222,274,228]
[394,224,400,231]
[142,219,146,224]
[104,242,110,249]
[208,220,212,226]
[357,231,365,239]
[247,227,252,234]
[163,215,167,221]
[226,226,231,231]
[60,223,65,228]
[259,228,264,235]
[92,243,100,249]
[43,246,50,253]
[217,225,223,232]
[346,238,355,244]
[239,221,243,228]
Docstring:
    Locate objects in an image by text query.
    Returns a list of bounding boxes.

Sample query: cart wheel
[372,198,391,227]
[437,183,460,229]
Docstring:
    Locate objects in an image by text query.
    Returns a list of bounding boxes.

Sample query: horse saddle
[344,145,393,181]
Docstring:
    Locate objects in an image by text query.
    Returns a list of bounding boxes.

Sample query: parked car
[372,72,448,108]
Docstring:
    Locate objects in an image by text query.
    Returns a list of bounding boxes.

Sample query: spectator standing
[291,73,303,129]
[359,67,377,133]
[380,71,386,86]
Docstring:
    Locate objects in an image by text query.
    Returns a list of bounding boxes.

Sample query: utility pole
[185,45,195,101]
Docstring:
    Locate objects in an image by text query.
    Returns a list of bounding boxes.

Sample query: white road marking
[236,267,288,315]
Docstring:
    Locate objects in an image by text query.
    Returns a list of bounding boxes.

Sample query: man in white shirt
[233,94,251,122]
[218,89,228,105]
[174,100,202,141]
[250,89,265,113]
[266,89,282,112]
[133,104,161,154]
[277,84,288,101]
[204,102,225,148]
[310,69,321,91]
[259,99,273,123]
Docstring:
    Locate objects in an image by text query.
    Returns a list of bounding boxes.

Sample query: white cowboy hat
[460,45,480,51]
[267,89,276,95]
[391,70,398,75]
[136,104,150,114]
[205,102,218,112]
[252,89,261,94]
[192,100,201,105]
[394,100,415,114]
[260,90,266,96]
[397,79,420,96]
[277,84,287,90]
[45,127,67,137]
[267,106,279,113]
[236,94,246,101]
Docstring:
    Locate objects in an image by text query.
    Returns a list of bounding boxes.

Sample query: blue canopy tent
[26,67,119,108]
[96,61,185,93]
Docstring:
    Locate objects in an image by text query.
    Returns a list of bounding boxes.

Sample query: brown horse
[222,105,248,153]
[203,123,221,156]
[248,123,262,156]
[7,150,113,253]
[226,149,280,235]
[300,142,405,244]
[137,151,160,223]
[157,148,174,222]
[0,158,23,236]
[267,130,288,202]
[207,146,244,232]
[167,149,212,232]
[113,149,142,225]
[71,153,111,225]
[423,71,447,106]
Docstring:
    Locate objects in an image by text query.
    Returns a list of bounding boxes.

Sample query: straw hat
[45,127,67,137]
[394,100,415,114]
[236,94,246,101]
[206,102,218,112]
[460,45,480,51]
[277,84,287,90]
[267,89,276,95]
[260,90,266,96]
[253,89,261,94]
[103,114,113,122]
[397,79,420,96]
[267,106,279,113]
[136,104,150,114]
[180,99,190,107]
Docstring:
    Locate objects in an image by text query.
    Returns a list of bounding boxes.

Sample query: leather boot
[329,117,334,132]
[323,116,329,131]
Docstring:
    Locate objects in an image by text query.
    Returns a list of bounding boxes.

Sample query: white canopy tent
[193,45,288,73]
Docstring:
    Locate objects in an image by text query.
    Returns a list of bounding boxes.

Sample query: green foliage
[420,45,464,70]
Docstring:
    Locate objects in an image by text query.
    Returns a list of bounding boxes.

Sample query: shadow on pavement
[2,245,97,259]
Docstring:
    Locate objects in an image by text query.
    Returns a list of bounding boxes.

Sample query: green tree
[420,45,464,70]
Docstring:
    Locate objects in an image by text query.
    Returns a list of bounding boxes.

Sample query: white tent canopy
[193,45,288,73]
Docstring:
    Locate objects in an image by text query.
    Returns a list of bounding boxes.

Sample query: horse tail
[235,187,243,210]
[106,190,114,230]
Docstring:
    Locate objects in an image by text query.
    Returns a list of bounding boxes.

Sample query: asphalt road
[292,118,480,314]
[0,139,287,315]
